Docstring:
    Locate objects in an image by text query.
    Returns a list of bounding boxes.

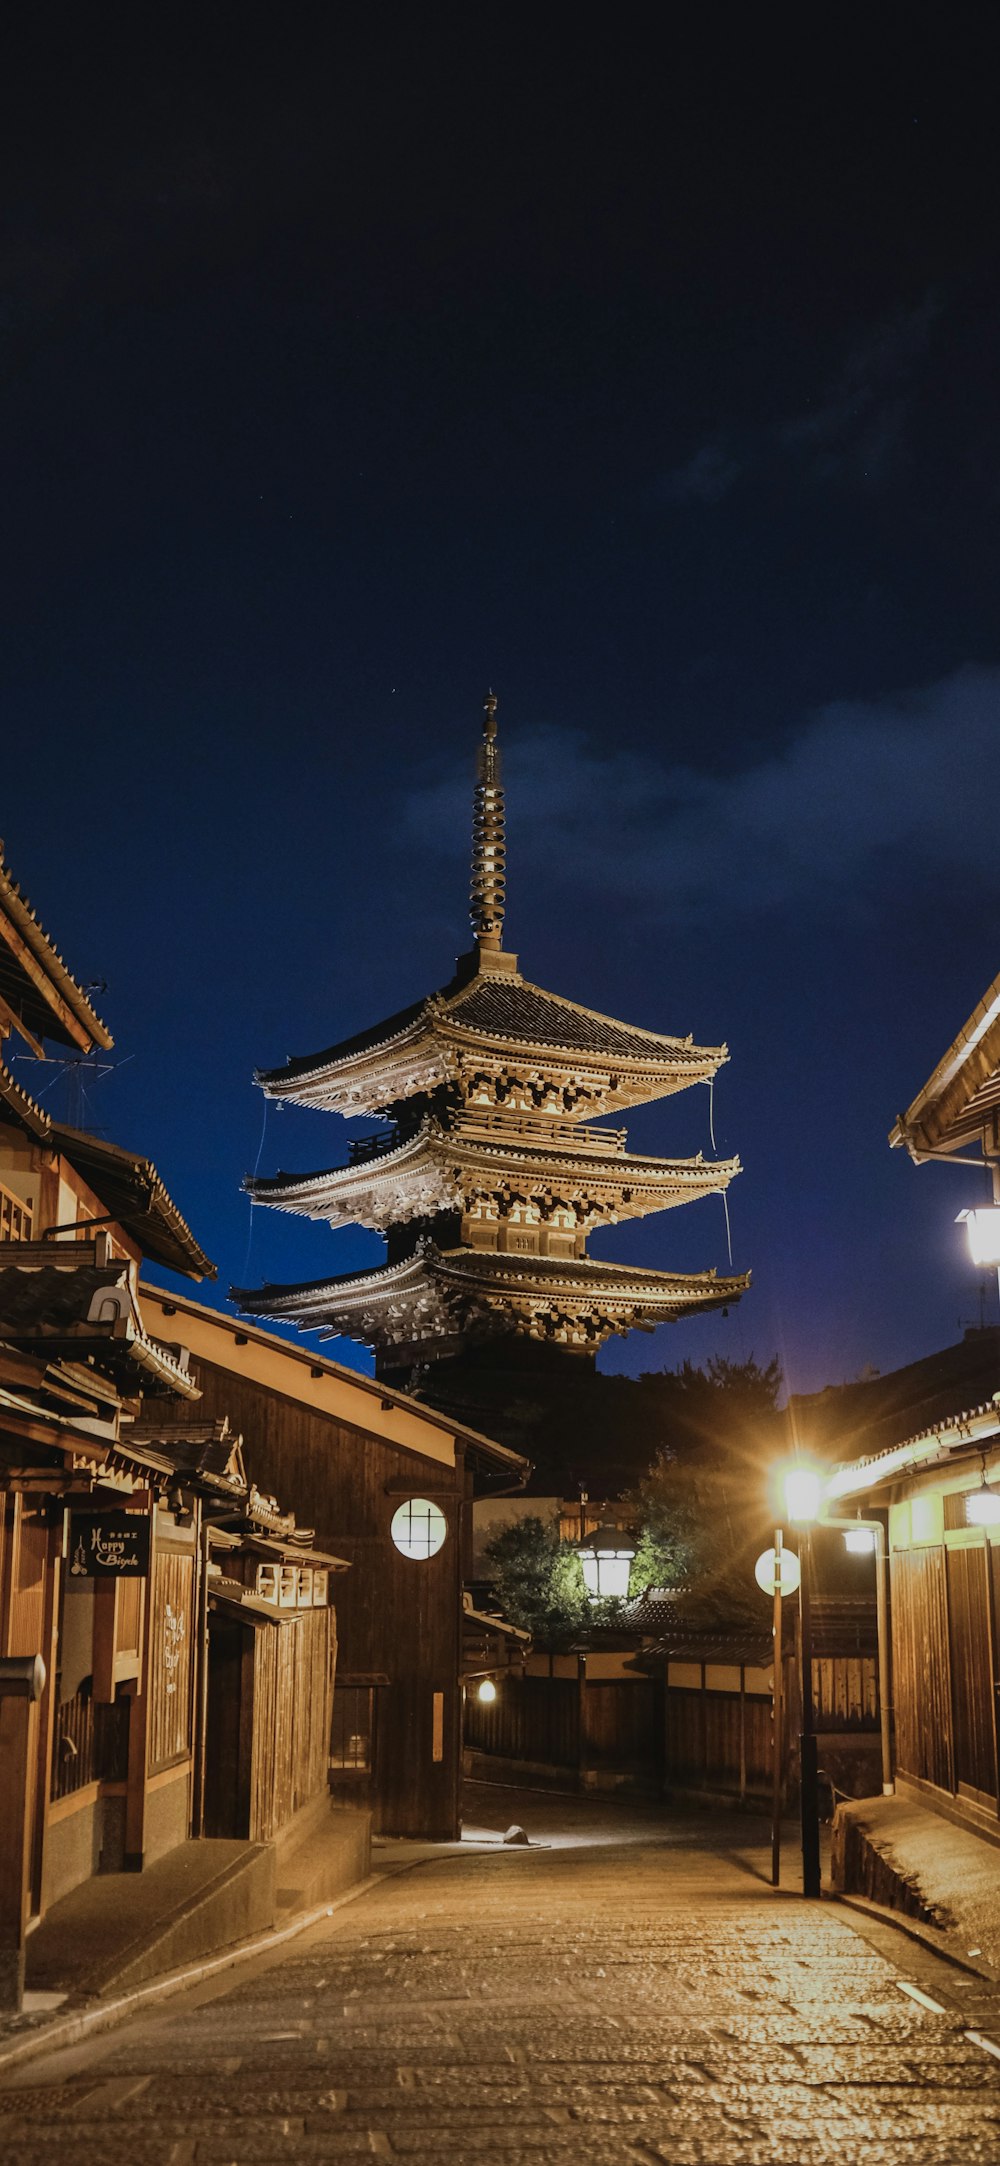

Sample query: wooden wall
[148,1549,194,1772]
[206,1606,335,1842]
[891,1533,1000,1811]
[465,1673,663,1784]
[190,1356,465,1839]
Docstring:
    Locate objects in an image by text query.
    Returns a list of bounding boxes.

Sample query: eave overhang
[0,1250,202,1399]
[0,852,114,1054]
[246,1124,741,1230]
[255,968,727,1119]
[826,1394,1000,1504]
[890,972,1000,1163]
[50,1124,216,1281]
[233,1244,750,1346]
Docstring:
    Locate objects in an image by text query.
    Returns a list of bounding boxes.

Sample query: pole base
[799,1732,821,1898]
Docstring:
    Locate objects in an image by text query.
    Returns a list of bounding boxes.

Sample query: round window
[390,1498,447,1560]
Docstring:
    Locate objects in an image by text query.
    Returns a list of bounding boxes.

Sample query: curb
[833,1889,1000,1987]
[0,1873,385,2080]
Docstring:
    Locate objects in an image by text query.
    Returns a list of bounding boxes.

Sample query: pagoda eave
[245,1130,742,1234]
[232,1248,750,1359]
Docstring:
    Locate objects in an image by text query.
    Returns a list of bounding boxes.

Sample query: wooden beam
[0,991,45,1060]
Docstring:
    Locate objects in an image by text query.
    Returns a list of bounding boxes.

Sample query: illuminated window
[390,1498,447,1560]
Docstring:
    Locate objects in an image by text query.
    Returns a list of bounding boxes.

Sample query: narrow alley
[3,1788,1000,2164]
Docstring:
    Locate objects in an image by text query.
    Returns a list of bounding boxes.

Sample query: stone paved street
[4,1789,1000,2164]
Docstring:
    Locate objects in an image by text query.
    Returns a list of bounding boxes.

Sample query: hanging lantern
[966,1464,1000,1526]
[576,1525,636,1601]
[957,1207,1000,1268]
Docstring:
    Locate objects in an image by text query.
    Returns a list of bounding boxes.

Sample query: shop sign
[70,1511,150,1578]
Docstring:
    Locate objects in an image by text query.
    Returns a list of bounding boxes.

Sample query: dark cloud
[664,293,941,504]
[663,441,744,505]
[405,664,1000,924]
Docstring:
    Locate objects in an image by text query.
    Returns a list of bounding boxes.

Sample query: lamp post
[753,1537,801,1888]
[781,1464,822,1900]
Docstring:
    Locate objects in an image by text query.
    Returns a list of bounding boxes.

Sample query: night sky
[4,13,1000,1395]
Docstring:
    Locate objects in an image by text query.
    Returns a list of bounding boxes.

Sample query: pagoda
[235,696,748,1375]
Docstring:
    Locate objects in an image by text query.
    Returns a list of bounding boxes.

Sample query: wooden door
[946,1543,996,1806]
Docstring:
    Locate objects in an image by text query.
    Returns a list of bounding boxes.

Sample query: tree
[624,1355,784,1625]
[482,1516,589,1648]
[482,1357,785,1644]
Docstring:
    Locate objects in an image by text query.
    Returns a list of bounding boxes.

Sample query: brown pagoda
[235,696,748,1373]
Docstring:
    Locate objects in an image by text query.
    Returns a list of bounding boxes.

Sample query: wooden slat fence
[51,1690,130,1800]
[249,1608,334,1842]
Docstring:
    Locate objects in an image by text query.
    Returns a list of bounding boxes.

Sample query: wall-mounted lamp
[966,1459,1000,1527]
[957,1207,1000,1269]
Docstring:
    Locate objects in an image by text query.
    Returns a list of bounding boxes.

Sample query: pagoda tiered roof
[256,953,728,1120]
[246,1114,740,1232]
[237,693,748,1365]
[233,1243,750,1360]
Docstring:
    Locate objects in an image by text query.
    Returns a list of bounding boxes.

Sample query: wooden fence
[467,1652,880,1798]
[465,1673,663,1783]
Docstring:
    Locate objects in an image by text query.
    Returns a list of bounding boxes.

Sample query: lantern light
[781,1466,823,1525]
[577,1525,636,1602]
[966,1463,1000,1527]
[477,1678,497,1704]
[957,1207,1000,1269]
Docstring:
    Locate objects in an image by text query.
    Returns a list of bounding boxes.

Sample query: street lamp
[778,1462,822,1899]
[477,1678,497,1704]
[576,1526,636,1602]
[957,1206,1000,1269]
[966,1460,1000,1527]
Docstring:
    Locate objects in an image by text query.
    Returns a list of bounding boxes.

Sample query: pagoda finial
[470,690,505,949]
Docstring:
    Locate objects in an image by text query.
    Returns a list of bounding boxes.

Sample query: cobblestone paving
[3,1809,1000,2164]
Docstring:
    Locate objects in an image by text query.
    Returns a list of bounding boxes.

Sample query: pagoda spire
[470,691,505,951]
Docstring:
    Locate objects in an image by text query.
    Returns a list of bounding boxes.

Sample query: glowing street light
[477,1678,498,1704]
[966,1464,1000,1527]
[957,1207,1000,1269]
[782,1465,823,1524]
[577,1526,636,1602]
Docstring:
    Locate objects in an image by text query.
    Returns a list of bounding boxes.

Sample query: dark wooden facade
[888,1493,1000,1821]
[829,1401,1000,1836]
[141,1291,526,1841]
[206,1603,335,1842]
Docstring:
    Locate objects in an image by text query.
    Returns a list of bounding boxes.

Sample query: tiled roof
[0,1058,51,1139]
[0,1253,200,1397]
[438,1250,748,1295]
[446,977,709,1063]
[0,852,114,1053]
[50,1124,215,1281]
[257,996,426,1087]
[235,1247,749,1313]
[256,966,722,1091]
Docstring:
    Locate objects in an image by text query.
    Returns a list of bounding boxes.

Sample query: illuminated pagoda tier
[235,695,748,1370]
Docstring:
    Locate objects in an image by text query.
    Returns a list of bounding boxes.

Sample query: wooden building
[0,851,341,2010]
[236,695,747,1376]
[829,1398,1000,1833]
[139,1287,529,1840]
[823,968,1000,1838]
